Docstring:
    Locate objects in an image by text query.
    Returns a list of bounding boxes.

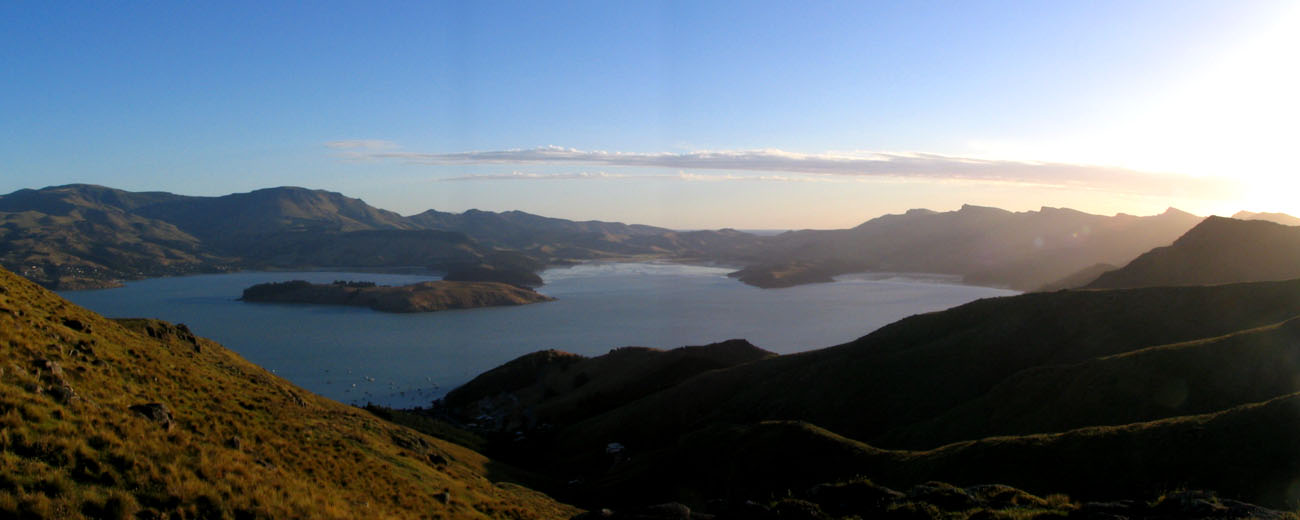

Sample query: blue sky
[2,1,1297,228]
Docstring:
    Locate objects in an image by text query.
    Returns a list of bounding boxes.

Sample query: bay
[61,263,1017,407]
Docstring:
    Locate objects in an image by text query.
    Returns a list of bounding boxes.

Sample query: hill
[0,266,576,519]
[1088,216,1300,289]
[1234,210,1300,226]
[431,278,1300,509]
[731,205,1201,290]
[3,184,1208,294]
[0,185,235,289]
[439,339,775,433]
[0,184,760,289]
[240,279,554,313]
[409,208,761,263]
[1034,262,1116,291]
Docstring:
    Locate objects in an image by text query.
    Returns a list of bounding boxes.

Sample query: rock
[61,317,90,332]
[225,436,242,450]
[436,489,451,504]
[34,358,63,378]
[129,403,175,431]
[48,384,76,404]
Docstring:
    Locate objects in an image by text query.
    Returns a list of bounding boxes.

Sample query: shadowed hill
[556,279,1300,456]
[0,266,576,519]
[437,279,1300,510]
[441,340,775,432]
[1088,216,1300,289]
[885,316,1300,448]
[734,205,1200,290]
[1034,262,1117,291]
[586,394,1300,509]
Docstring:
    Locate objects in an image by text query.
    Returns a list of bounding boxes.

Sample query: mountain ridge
[1087,216,1300,289]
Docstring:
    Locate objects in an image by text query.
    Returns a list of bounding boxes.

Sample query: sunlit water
[61,263,1017,407]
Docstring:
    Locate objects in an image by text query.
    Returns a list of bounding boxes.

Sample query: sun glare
[1114,3,1300,215]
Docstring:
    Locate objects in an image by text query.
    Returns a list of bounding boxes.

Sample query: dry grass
[0,267,578,519]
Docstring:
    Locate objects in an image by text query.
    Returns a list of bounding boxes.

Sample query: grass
[0,266,578,519]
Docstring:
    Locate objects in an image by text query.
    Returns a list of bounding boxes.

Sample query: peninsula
[240,279,553,313]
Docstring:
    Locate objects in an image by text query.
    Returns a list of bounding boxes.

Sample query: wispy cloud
[339,144,1237,197]
[440,171,630,181]
[438,170,842,183]
[325,139,400,150]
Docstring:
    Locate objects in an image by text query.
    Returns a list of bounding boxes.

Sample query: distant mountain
[0,184,1222,294]
[438,279,1300,508]
[134,186,416,244]
[0,266,575,518]
[1088,216,1300,289]
[0,185,235,289]
[410,207,761,261]
[732,205,1202,290]
[1234,210,1300,226]
[0,184,761,289]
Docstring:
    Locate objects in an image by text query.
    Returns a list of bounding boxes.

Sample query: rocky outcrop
[129,403,175,431]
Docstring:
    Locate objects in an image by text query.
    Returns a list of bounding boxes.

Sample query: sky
[2,1,1297,229]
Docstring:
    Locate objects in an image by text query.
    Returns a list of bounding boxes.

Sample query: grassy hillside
[1089,216,1300,289]
[0,266,576,519]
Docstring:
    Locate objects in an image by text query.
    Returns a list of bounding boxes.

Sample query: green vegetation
[0,267,577,519]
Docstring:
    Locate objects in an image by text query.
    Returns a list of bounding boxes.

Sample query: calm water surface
[62,263,1017,407]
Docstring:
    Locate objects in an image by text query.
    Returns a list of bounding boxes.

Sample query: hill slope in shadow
[1088,216,1300,289]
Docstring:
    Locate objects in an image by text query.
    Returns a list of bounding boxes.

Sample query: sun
[1115,2,1300,216]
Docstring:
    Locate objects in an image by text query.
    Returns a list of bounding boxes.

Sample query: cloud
[325,140,400,150]
[342,144,1238,197]
[438,170,843,183]
[440,171,629,181]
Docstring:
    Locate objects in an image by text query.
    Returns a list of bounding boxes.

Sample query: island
[239,279,554,313]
